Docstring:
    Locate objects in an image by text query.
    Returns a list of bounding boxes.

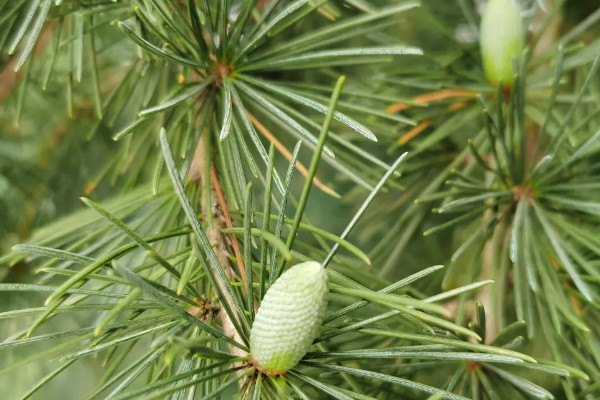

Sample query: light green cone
[480,0,524,87]
[250,261,328,374]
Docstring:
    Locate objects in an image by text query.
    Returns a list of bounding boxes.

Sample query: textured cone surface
[250,261,328,374]
[480,0,524,87]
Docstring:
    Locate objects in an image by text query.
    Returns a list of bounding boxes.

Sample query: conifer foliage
[1,0,599,399]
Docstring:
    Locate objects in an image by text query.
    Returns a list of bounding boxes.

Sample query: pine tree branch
[190,135,247,362]
[210,166,247,283]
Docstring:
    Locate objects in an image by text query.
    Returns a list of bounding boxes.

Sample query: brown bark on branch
[190,136,247,361]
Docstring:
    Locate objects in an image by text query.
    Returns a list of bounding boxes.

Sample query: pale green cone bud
[480,0,524,88]
[250,261,328,374]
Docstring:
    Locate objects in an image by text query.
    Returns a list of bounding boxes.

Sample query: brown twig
[0,59,22,105]
[245,109,340,198]
[211,166,247,283]
[386,89,477,114]
[190,136,247,361]
[0,23,56,105]
[397,119,433,145]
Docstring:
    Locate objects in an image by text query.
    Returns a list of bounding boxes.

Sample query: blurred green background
[1,0,599,398]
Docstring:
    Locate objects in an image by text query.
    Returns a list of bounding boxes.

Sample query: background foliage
[1,0,600,399]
